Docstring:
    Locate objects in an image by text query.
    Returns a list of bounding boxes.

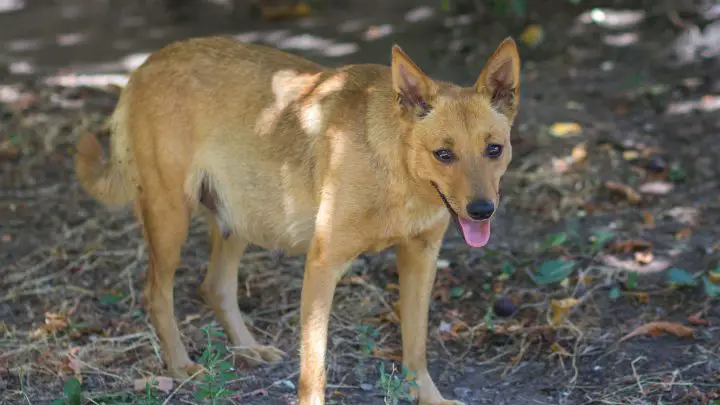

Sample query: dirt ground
[1,0,719,404]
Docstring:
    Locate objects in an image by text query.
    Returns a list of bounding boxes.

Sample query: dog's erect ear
[391,45,434,118]
[475,37,521,120]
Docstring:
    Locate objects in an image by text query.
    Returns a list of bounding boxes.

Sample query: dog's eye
[485,144,503,158]
[433,148,457,163]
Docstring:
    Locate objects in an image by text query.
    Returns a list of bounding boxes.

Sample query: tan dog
[74,35,520,405]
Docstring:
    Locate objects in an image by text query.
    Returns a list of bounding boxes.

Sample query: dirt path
[1,0,719,404]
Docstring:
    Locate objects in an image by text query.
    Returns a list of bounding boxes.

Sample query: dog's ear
[475,37,521,120]
[391,45,434,118]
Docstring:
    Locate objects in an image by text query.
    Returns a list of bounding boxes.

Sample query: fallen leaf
[549,122,583,137]
[639,181,673,195]
[531,260,576,285]
[134,376,174,393]
[675,227,693,240]
[666,206,699,225]
[600,254,670,274]
[519,24,544,48]
[605,181,642,204]
[623,150,640,161]
[608,239,652,253]
[634,250,654,264]
[30,312,70,339]
[666,267,698,287]
[372,347,402,361]
[551,298,580,326]
[550,342,571,357]
[620,321,694,342]
[687,313,710,326]
[624,291,650,304]
[641,210,656,228]
[260,1,311,21]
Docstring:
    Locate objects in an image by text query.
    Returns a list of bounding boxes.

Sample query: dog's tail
[74,93,135,207]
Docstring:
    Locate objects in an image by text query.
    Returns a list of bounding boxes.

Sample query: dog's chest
[366,199,447,252]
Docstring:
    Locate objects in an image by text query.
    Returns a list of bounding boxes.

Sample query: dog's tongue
[458,219,491,248]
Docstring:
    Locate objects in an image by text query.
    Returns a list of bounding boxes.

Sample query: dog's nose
[466,199,495,220]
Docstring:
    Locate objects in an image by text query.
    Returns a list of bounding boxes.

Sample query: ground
[1,0,719,404]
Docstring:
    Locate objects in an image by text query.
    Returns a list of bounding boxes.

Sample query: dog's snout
[466,199,495,220]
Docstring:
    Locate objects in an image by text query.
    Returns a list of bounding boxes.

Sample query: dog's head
[391,38,520,248]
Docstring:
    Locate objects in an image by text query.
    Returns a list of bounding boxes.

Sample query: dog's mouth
[431,182,491,248]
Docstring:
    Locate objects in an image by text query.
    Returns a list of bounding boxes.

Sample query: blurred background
[1,1,719,404]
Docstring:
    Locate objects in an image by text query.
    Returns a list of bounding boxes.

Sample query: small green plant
[50,377,83,405]
[194,324,236,404]
[355,324,380,384]
[533,218,615,286]
[377,362,417,405]
[138,379,163,405]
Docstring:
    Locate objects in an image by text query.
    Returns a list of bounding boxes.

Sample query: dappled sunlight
[121,52,151,71]
[0,0,23,14]
[8,61,34,75]
[56,32,86,47]
[577,8,646,30]
[5,38,43,52]
[666,95,720,115]
[276,33,359,58]
[42,73,129,89]
[256,69,348,137]
[363,24,393,41]
[603,31,639,47]
[404,6,434,23]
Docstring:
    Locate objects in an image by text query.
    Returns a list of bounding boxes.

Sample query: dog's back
[76,36,397,252]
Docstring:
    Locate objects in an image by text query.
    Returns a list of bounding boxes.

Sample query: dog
[74,35,520,404]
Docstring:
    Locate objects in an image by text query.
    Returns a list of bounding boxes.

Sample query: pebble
[453,387,472,398]
[493,296,517,318]
[360,383,373,392]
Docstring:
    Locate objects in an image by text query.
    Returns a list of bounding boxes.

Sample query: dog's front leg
[298,236,356,405]
[396,219,465,405]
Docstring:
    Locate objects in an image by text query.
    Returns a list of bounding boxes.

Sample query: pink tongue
[458,218,491,248]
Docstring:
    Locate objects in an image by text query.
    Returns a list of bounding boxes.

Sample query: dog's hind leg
[199,212,286,366]
[135,188,202,379]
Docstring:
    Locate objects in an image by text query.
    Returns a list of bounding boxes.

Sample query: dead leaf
[608,239,652,253]
[666,206,699,226]
[687,313,710,326]
[622,150,639,161]
[600,254,670,273]
[550,298,580,326]
[675,227,693,240]
[641,210,656,228]
[639,181,673,195]
[372,347,402,361]
[624,291,650,304]
[550,342,571,357]
[30,312,69,339]
[519,24,545,48]
[619,321,694,342]
[0,143,20,160]
[634,250,654,264]
[605,181,642,204]
[260,1,311,21]
[134,376,174,393]
[549,122,583,137]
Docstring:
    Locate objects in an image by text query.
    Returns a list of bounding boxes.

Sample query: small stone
[360,383,373,392]
[493,296,517,318]
[645,156,667,173]
[453,387,472,398]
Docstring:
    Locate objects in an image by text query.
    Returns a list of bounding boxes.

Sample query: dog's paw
[233,345,286,366]
[169,362,206,380]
